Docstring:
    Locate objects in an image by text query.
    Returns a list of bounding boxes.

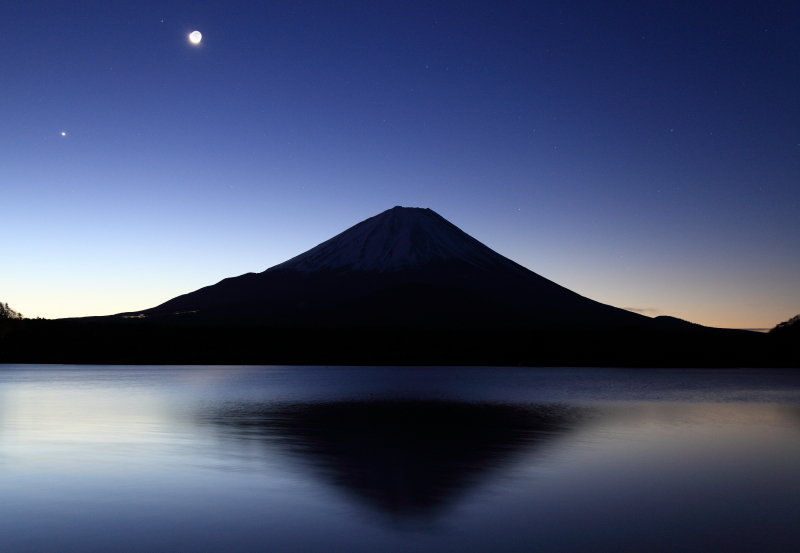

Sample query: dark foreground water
[1,366,799,553]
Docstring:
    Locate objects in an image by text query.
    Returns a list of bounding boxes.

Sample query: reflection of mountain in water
[205,400,584,522]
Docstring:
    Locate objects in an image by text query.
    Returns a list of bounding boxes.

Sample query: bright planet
[189,31,202,44]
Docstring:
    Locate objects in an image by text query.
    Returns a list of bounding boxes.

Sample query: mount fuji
[111,207,649,329]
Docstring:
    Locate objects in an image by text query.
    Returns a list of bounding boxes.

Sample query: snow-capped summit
[271,206,519,274]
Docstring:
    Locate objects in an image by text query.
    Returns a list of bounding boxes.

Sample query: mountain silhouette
[203,400,586,523]
[107,206,648,329]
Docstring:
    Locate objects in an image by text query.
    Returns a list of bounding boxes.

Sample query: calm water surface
[1,366,799,552]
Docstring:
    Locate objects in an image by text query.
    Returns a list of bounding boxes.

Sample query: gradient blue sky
[2,0,798,329]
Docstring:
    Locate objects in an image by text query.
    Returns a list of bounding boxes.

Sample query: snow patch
[269,206,520,274]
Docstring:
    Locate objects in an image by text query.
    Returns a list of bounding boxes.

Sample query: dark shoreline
[1,319,796,368]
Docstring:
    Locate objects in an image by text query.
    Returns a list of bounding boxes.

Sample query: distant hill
[82,206,653,330]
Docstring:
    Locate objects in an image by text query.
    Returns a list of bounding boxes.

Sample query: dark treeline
[0,318,797,368]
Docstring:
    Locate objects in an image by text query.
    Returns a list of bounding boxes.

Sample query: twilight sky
[2,0,798,329]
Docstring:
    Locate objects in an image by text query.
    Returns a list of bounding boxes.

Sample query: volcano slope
[102,206,648,330]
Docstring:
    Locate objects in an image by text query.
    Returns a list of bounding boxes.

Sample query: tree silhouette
[0,302,23,320]
[0,302,24,340]
[770,314,800,335]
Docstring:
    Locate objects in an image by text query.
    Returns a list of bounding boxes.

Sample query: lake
[1,365,799,552]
